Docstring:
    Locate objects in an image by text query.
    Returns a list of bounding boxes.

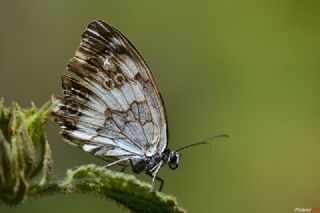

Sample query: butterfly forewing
[52,20,168,161]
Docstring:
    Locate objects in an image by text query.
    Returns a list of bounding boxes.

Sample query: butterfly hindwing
[52,20,168,159]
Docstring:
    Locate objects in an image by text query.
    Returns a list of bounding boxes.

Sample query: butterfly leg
[155,176,164,192]
[104,157,131,169]
[147,161,164,192]
[146,171,164,192]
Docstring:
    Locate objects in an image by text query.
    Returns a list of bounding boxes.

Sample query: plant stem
[30,165,186,213]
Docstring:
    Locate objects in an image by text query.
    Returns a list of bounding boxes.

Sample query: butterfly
[52,20,227,191]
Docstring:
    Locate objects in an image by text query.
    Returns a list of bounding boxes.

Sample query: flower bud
[0,99,52,205]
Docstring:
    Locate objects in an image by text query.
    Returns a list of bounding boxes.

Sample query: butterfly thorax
[130,153,163,174]
[130,149,181,174]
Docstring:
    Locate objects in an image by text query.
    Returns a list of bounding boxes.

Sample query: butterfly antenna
[176,134,229,152]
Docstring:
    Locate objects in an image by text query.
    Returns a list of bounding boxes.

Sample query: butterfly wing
[52,20,168,160]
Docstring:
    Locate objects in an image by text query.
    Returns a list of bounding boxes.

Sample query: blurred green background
[1,0,320,212]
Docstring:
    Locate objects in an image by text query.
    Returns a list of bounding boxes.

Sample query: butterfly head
[166,150,181,170]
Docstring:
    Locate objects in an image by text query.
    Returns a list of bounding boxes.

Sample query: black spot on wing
[62,75,90,101]
[113,45,128,55]
[87,57,103,68]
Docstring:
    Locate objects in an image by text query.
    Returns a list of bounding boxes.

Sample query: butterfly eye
[169,162,178,170]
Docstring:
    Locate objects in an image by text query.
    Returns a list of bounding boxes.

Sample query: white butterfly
[52,20,226,191]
